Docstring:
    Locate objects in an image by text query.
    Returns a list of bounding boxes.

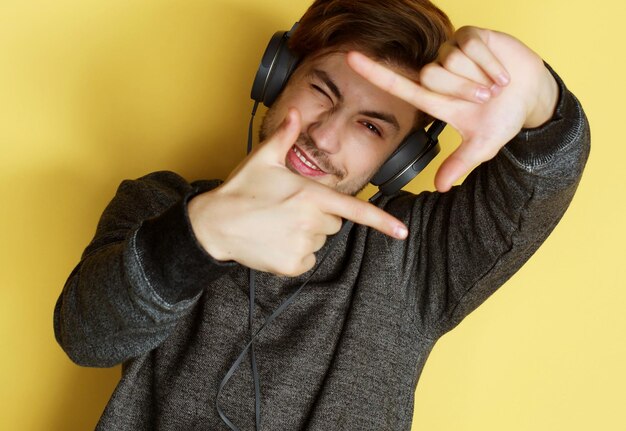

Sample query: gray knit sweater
[54,67,589,430]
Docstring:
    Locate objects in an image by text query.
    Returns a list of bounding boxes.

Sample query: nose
[307,114,342,154]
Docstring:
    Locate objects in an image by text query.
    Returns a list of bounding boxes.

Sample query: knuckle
[463,83,481,100]
[349,204,367,224]
[456,26,480,43]
[282,259,304,277]
[441,50,464,71]
[289,189,308,205]
[486,146,500,160]
[295,209,321,233]
[313,235,327,252]
[302,255,316,273]
[281,268,299,277]
[297,217,315,233]
[459,36,480,54]
[456,25,474,36]
[437,41,453,58]
[294,235,314,255]
[419,63,439,82]
[321,215,341,235]
[385,71,400,92]
[330,217,343,234]
[459,39,475,52]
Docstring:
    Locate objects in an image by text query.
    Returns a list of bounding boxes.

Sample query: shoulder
[115,171,222,206]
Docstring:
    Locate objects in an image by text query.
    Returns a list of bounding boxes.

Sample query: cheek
[345,144,390,179]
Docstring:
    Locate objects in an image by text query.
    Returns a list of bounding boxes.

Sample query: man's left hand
[347,26,559,192]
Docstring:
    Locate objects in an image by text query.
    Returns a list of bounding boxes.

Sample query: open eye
[361,121,382,137]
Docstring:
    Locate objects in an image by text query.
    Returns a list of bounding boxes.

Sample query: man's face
[260,51,419,195]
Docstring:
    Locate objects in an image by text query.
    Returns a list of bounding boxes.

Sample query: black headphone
[251,23,445,196]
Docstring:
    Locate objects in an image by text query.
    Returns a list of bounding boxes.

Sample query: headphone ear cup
[251,27,300,107]
[370,129,441,196]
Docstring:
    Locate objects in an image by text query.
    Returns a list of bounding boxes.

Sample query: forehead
[296,51,419,128]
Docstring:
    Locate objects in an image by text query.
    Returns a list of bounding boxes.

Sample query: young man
[54,0,590,429]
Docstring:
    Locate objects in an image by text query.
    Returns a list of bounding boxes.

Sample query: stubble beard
[258,110,372,196]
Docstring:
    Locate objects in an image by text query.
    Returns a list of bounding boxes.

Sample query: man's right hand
[187,108,408,277]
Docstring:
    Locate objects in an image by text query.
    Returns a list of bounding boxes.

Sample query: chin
[335,178,370,197]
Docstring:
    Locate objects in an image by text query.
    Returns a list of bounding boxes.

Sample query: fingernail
[497,73,510,86]
[395,225,408,239]
[348,52,370,70]
[490,83,503,97]
[475,87,491,103]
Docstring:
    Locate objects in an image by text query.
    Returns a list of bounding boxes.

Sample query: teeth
[293,147,320,171]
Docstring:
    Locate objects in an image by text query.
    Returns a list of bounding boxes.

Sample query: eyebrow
[311,68,401,133]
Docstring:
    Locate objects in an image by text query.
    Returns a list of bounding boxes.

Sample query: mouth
[286,144,327,178]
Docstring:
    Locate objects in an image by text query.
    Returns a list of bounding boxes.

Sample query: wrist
[187,190,233,263]
[523,64,559,129]
[135,190,234,304]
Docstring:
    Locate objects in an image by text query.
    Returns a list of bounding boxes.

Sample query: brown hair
[289,0,454,72]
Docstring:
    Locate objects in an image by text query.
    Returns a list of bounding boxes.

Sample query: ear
[251,23,301,107]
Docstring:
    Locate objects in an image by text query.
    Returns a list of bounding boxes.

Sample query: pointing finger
[258,108,302,165]
[347,51,452,122]
[318,188,408,239]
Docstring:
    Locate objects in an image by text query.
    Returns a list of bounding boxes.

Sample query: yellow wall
[0,0,623,429]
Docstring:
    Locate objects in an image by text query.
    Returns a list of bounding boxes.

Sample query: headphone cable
[248,101,262,429]
[216,218,356,430]
[217,103,382,430]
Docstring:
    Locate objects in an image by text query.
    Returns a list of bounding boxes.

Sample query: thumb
[435,137,499,192]
[258,108,302,165]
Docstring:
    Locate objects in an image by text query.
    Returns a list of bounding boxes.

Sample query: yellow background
[1,0,623,429]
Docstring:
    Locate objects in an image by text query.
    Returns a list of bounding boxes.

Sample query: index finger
[347,51,452,122]
[317,187,408,240]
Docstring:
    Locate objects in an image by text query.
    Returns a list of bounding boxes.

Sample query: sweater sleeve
[382,64,590,340]
[53,171,235,367]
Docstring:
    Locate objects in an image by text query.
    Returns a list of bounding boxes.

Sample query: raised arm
[349,27,590,338]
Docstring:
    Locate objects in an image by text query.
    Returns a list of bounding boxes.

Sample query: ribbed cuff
[134,185,236,305]
[504,62,584,169]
